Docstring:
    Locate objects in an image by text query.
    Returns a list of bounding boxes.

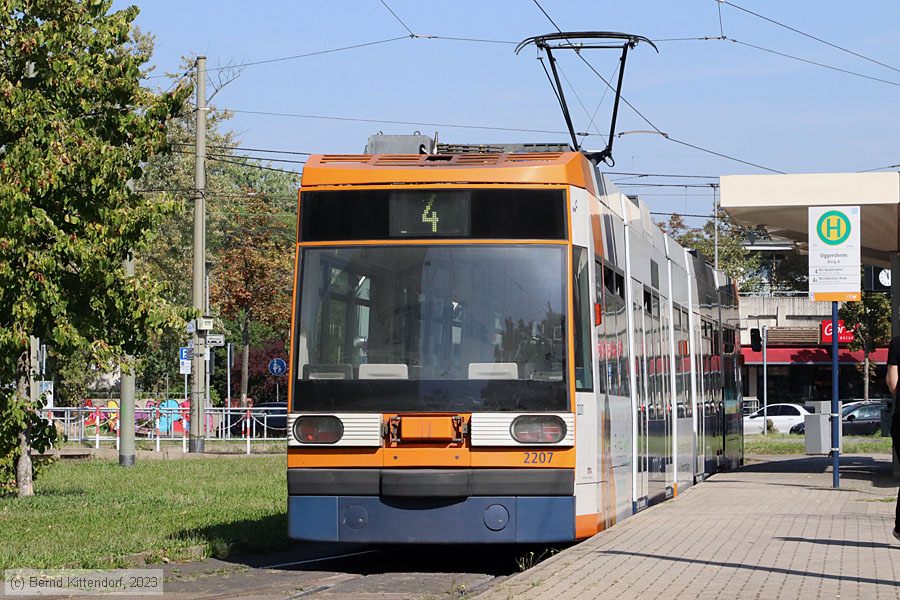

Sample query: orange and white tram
[286,150,742,543]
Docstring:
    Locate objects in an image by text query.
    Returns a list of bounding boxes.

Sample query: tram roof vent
[318,155,371,164]
[313,153,572,168]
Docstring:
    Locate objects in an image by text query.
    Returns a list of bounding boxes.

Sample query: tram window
[595,262,607,394]
[573,247,593,392]
[293,244,569,412]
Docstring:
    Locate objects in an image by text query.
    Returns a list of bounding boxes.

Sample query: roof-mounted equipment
[515,31,658,166]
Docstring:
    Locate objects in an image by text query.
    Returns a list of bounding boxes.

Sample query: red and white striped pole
[94,406,101,449]
[244,408,252,455]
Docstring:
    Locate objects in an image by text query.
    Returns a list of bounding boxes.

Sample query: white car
[743,403,811,434]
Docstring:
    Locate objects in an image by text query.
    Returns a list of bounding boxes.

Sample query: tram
[286,150,742,543]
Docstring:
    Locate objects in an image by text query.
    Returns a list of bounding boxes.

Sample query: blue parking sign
[179,347,190,361]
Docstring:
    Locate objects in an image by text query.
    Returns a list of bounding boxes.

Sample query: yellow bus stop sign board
[808,206,860,302]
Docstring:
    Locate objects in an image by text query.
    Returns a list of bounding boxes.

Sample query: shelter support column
[893,252,900,478]
[893,253,900,338]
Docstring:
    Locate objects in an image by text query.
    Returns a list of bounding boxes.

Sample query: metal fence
[42,405,287,454]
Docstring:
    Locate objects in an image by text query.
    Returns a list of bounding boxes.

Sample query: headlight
[293,416,344,444]
[510,415,566,444]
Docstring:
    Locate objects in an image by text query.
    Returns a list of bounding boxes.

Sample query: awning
[720,172,900,266]
[741,346,888,365]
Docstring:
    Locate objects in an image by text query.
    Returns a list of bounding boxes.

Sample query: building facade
[738,293,889,411]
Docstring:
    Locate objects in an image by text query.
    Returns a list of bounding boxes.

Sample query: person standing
[884,335,900,541]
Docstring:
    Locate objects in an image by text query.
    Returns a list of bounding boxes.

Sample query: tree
[657,210,762,290]
[0,1,188,495]
[133,60,297,401]
[840,292,892,401]
[211,193,293,406]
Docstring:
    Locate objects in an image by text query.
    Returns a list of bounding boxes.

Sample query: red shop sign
[821,319,855,344]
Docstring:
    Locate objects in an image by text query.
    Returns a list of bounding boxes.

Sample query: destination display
[389,191,471,237]
[299,188,566,241]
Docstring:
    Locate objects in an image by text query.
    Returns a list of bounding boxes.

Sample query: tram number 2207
[523,451,554,464]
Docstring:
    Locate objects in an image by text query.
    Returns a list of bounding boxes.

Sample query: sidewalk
[479,454,900,600]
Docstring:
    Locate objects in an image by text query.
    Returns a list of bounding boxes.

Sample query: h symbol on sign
[825,216,842,238]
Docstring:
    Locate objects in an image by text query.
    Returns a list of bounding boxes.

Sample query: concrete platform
[479,454,900,600]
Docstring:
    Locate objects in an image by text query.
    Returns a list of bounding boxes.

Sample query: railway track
[160,543,565,599]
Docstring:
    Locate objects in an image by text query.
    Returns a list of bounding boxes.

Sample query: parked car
[789,401,884,435]
[743,403,810,434]
[842,401,886,436]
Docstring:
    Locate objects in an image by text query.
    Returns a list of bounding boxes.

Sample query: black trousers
[894,417,900,531]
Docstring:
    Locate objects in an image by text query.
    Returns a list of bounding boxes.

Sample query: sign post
[179,347,191,403]
[762,325,767,436]
[808,206,861,489]
[268,358,287,403]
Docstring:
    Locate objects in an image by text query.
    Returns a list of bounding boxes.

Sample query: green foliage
[657,209,761,290]
[767,248,808,292]
[840,292,892,354]
[0,0,189,493]
[840,291,891,400]
[134,65,297,397]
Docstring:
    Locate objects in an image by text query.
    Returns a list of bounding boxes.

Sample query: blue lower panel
[288,495,574,543]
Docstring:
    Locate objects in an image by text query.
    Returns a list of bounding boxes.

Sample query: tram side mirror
[750,328,762,352]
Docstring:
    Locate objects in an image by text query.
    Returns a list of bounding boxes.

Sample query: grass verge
[0,455,288,570]
[744,433,893,455]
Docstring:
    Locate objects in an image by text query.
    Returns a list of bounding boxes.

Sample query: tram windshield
[293,245,568,412]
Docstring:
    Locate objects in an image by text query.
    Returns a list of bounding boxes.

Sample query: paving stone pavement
[479,454,900,600]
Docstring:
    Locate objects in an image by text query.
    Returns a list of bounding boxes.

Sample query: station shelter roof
[720,172,900,267]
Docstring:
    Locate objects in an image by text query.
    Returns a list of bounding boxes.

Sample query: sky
[120,1,900,222]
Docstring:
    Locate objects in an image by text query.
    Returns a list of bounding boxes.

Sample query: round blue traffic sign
[268,358,287,376]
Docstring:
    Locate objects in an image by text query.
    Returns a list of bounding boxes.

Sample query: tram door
[694,313,706,479]
[645,290,669,502]
[632,279,650,508]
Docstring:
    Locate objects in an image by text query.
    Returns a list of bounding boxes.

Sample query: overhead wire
[857,163,900,173]
[206,155,302,176]
[720,0,900,76]
[716,0,726,38]
[651,211,714,218]
[378,0,417,37]
[427,35,517,45]
[529,0,784,174]
[605,171,720,179]
[728,38,900,88]
[615,182,714,188]
[223,108,580,136]
[205,36,410,72]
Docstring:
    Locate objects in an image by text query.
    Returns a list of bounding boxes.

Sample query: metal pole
[831,300,840,488]
[119,255,136,467]
[190,56,207,453]
[713,184,719,271]
[227,343,232,407]
[29,337,40,404]
[762,325,768,436]
[892,252,900,479]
